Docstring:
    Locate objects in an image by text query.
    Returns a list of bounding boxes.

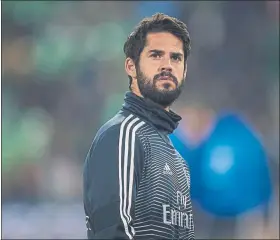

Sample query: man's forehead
[145,32,184,54]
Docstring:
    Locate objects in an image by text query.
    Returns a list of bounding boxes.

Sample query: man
[83,13,194,239]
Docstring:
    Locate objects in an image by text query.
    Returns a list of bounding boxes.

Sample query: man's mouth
[154,72,178,86]
[157,76,177,86]
[158,76,173,81]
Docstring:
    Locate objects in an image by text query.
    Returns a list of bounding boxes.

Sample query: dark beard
[136,68,185,108]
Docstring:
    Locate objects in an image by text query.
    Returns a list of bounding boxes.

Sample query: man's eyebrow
[170,52,184,57]
[148,49,184,57]
[148,49,164,54]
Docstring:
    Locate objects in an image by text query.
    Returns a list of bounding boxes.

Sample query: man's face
[136,32,186,108]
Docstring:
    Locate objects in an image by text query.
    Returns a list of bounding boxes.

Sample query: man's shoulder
[95,112,126,140]
[95,111,147,142]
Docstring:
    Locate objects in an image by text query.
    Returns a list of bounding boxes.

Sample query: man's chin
[138,82,182,107]
[156,81,177,90]
[146,92,179,108]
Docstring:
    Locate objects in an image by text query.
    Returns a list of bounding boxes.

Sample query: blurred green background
[1,1,279,239]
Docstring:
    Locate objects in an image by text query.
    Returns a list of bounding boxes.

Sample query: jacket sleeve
[83,123,145,239]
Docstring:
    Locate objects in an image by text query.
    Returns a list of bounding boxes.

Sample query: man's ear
[125,58,137,78]
[184,64,188,79]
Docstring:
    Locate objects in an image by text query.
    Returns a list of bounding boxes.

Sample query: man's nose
[160,58,173,72]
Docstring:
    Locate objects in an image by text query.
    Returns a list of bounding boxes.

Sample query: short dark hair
[123,13,191,89]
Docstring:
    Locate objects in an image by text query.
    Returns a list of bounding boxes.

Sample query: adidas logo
[163,163,173,175]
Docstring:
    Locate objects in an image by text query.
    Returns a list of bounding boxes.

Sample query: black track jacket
[83,91,195,239]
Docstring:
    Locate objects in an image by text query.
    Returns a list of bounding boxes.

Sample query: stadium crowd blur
[2,1,279,239]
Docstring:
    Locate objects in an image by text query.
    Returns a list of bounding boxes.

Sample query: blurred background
[1,1,279,239]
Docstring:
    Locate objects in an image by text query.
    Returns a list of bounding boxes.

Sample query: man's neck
[130,89,170,112]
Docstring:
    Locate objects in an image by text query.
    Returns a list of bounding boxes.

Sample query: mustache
[153,71,178,86]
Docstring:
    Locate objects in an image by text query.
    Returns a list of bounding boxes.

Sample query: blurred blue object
[136,2,180,20]
[170,112,272,217]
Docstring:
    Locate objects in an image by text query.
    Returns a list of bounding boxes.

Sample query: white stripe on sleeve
[118,114,144,239]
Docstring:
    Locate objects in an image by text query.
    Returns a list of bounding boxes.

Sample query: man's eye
[172,55,182,61]
[151,53,161,58]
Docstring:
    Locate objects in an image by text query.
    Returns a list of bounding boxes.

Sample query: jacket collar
[122,91,182,134]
